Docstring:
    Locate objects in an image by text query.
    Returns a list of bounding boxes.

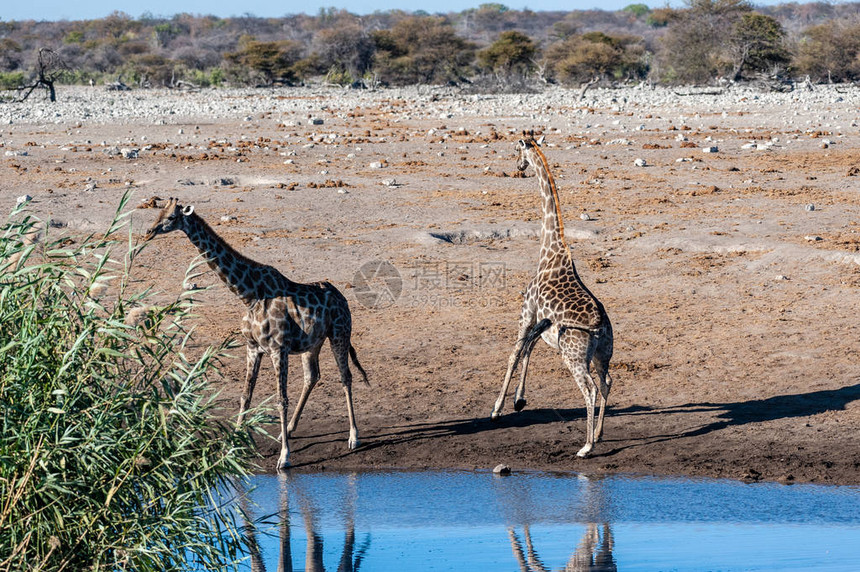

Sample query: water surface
[239,470,860,571]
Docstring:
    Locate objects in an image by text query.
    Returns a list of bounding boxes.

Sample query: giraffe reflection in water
[508,523,616,572]
[244,473,369,572]
[497,471,616,572]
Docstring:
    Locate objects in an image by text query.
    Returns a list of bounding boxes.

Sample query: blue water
[237,470,860,571]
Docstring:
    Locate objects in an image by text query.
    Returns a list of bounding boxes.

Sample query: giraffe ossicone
[145,198,367,471]
[491,132,614,458]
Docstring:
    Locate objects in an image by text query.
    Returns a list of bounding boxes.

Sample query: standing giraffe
[491,132,613,458]
[144,198,366,470]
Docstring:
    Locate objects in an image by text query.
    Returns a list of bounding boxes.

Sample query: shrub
[793,21,860,82]
[0,71,25,90]
[0,194,262,571]
[546,31,647,84]
[372,16,476,86]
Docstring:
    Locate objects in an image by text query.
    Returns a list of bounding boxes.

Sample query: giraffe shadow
[287,407,590,466]
[601,382,860,455]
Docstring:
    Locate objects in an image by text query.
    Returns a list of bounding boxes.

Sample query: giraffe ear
[182,205,194,216]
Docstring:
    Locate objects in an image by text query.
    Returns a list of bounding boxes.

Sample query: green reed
[0,194,264,571]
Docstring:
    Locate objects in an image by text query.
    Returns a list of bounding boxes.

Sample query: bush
[793,21,860,82]
[372,16,476,86]
[0,72,25,90]
[0,194,262,571]
[546,31,647,84]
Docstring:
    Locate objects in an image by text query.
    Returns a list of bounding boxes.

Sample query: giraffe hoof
[277,455,291,472]
[491,411,502,422]
[576,445,593,458]
[348,438,361,450]
[514,398,527,412]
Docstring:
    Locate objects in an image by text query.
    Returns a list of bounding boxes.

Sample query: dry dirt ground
[3,86,860,485]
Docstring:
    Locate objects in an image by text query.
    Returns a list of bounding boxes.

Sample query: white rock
[702,146,719,153]
[369,161,384,169]
[16,194,32,204]
[634,158,647,167]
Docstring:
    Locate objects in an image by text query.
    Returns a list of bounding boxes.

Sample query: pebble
[702,146,719,153]
[492,464,511,476]
[308,117,324,125]
[16,194,32,204]
[120,147,139,159]
[805,203,815,212]
[634,158,647,167]
[369,161,384,169]
[580,212,591,221]
[804,235,823,242]
[220,215,237,222]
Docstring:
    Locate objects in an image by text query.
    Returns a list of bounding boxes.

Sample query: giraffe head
[516,130,546,172]
[144,197,195,241]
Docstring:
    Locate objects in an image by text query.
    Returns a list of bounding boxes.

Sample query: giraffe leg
[271,348,291,471]
[492,310,536,420]
[513,336,540,412]
[287,346,322,434]
[560,329,598,458]
[592,323,614,442]
[331,337,360,450]
[238,344,263,427]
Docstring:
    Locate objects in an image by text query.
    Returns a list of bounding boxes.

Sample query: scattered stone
[184,282,200,291]
[137,196,161,209]
[804,235,822,242]
[16,194,32,205]
[741,468,762,482]
[580,212,592,221]
[774,275,789,281]
[120,147,139,159]
[369,161,385,169]
[5,150,28,157]
[702,146,719,153]
[382,179,403,188]
[220,215,238,223]
[215,177,235,186]
[805,203,815,212]
[493,464,511,476]
[634,158,647,167]
[104,146,121,156]
[308,117,324,125]
[84,182,97,192]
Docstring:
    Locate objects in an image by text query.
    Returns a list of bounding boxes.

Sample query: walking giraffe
[144,198,366,470]
[491,132,614,458]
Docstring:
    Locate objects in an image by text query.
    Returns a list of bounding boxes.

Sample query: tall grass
[0,195,262,571]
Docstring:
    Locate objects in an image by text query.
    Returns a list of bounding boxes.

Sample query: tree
[793,21,860,82]
[477,30,536,78]
[657,0,753,83]
[372,16,476,86]
[546,31,646,85]
[18,48,67,102]
[225,37,302,85]
[313,25,375,85]
[728,13,789,80]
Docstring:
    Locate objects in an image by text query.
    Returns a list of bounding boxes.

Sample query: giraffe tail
[349,345,370,386]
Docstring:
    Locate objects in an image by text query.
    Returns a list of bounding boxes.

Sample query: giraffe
[144,198,366,470]
[491,132,614,458]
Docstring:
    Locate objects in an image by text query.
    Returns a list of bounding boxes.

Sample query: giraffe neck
[182,214,284,304]
[528,146,569,262]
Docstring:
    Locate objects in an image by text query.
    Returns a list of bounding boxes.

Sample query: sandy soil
[4,85,860,485]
